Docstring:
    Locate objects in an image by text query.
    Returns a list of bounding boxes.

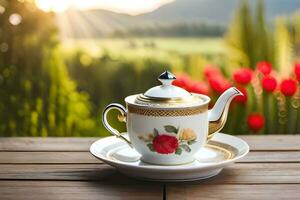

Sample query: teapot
[102,71,242,165]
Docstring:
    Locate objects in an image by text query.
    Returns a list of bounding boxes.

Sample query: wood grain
[0,137,97,152]
[166,184,300,200]
[0,163,299,183]
[0,181,163,200]
[238,135,300,151]
[238,151,300,163]
[1,135,300,151]
[0,152,102,164]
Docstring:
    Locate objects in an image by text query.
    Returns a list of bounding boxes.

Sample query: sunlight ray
[55,12,75,40]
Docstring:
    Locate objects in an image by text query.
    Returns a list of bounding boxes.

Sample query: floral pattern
[138,125,197,155]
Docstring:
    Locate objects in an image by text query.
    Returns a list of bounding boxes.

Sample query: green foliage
[225,0,255,67]
[64,50,171,135]
[66,51,170,107]
[254,0,273,63]
[110,23,225,38]
[0,0,96,136]
[225,0,273,68]
[1,0,300,137]
[274,18,294,76]
[293,12,300,55]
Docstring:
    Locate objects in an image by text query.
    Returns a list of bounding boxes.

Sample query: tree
[0,0,96,136]
[274,18,294,77]
[225,0,255,68]
[225,0,272,69]
[254,0,273,64]
[292,12,300,56]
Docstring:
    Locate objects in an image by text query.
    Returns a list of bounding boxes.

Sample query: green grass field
[61,37,225,59]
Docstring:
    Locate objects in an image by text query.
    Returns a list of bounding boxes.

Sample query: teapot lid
[143,71,191,99]
[131,71,205,107]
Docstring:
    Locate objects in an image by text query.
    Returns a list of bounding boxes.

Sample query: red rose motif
[152,135,179,154]
[247,113,265,132]
[234,87,247,104]
[208,75,231,94]
[172,74,191,90]
[294,62,300,82]
[188,81,210,95]
[233,68,253,85]
[203,65,222,79]
[256,61,272,75]
[280,78,297,97]
[262,75,277,93]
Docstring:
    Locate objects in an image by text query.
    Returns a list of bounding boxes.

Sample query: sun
[35,0,72,13]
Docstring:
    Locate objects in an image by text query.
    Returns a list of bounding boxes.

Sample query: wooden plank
[1,136,299,151]
[208,163,300,184]
[0,137,97,152]
[0,152,102,164]
[0,163,299,183]
[0,181,163,200]
[166,184,300,200]
[239,151,300,163]
[239,135,300,151]
[0,164,118,182]
[0,151,299,164]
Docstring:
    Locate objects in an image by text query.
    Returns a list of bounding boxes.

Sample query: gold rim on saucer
[205,140,238,160]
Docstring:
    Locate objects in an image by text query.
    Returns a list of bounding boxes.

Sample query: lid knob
[158,70,176,86]
[142,70,191,99]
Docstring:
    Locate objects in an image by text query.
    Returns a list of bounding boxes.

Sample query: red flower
[234,87,247,104]
[247,113,265,132]
[262,75,277,93]
[152,135,179,154]
[203,65,222,79]
[233,68,253,85]
[209,75,231,94]
[280,78,297,96]
[188,81,210,95]
[256,61,272,75]
[172,74,191,90]
[294,62,300,82]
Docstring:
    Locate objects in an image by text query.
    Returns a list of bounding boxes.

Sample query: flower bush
[280,79,297,97]
[173,61,300,134]
[247,113,265,132]
[262,75,277,93]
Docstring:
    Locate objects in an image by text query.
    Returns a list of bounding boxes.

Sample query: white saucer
[90,133,249,182]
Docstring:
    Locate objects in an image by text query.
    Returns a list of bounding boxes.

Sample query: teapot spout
[208,87,243,139]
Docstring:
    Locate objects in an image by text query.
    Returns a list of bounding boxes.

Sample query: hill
[57,0,300,38]
[141,0,300,24]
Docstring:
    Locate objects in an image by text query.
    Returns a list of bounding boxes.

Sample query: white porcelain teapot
[102,71,242,165]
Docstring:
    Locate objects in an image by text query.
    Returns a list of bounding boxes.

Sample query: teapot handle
[102,103,131,146]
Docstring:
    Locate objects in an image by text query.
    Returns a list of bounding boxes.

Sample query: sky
[35,0,173,15]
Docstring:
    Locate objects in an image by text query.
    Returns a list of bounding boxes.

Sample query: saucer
[90,133,249,182]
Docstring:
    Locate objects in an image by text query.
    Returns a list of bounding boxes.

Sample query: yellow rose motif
[178,128,197,141]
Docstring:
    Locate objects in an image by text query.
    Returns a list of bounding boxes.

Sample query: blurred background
[1,0,300,137]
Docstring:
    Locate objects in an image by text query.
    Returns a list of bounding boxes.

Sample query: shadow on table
[77,164,161,186]
[79,165,233,186]
[160,168,235,185]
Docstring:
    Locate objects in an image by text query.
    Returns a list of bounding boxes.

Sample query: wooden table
[0,135,299,200]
